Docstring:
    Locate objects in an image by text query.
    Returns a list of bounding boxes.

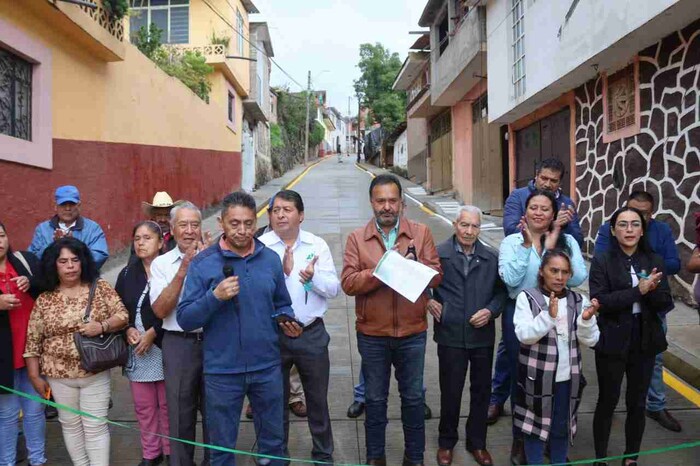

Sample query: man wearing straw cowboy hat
[142,192,182,254]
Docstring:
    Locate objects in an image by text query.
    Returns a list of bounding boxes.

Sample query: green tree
[353,43,406,133]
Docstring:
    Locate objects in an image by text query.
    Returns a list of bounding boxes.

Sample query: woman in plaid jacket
[513,250,600,465]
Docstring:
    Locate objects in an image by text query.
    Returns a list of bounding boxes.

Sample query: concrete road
[39,156,699,465]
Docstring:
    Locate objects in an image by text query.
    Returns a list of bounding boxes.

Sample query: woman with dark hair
[115,221,170,466]
[24,237,128,466]
[513,249,599,465]
[590,207,673,466]
[0,222,46,466]
[498,189,587,463]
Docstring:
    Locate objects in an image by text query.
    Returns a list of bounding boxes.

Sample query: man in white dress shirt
[150,201,210,466]
[259,190,339,463]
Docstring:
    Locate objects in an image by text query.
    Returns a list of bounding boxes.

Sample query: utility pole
[304,70,311,165]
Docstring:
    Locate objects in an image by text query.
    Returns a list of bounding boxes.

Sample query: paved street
[41,157,699,465]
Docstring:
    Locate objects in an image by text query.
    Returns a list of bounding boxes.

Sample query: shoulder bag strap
[12,251,32,277]
[82,280,99,323]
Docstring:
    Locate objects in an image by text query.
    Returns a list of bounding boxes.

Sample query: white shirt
[149,247,201,332]
[259,229,339,326]
[514,291,599,382]
[630,266,642,315]
[58,221,76,232]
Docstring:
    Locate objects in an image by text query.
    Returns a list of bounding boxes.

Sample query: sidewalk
[358,162,700,391]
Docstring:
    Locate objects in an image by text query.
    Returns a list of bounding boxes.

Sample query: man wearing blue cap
[29,185,109,269]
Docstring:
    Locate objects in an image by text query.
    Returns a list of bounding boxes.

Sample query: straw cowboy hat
[141,191,182,215]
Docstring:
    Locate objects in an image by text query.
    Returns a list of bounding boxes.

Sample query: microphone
[222,265,239,308]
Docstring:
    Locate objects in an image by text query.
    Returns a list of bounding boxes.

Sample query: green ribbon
[2,384,698,465]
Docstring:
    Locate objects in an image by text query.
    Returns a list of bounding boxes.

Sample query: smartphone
[274,314,304,327]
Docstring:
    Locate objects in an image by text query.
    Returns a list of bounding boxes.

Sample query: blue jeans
[489,337,511,406]
[0,368,47,466]
[523,381,571,465]
[646,315,667,412]
[354,371,427,403]
[205,365,285,466]
[357,331,426,464]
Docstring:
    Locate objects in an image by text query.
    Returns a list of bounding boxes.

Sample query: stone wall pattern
[574,18,700,294]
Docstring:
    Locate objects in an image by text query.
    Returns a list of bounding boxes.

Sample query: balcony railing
[407,67,431,109]
[77,1,124,42]
[162,44,226,58]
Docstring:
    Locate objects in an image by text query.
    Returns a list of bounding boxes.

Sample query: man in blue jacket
[28,185,109,269]
[488,158,582,425]
[502,158,582,244]
[177,191,301,466]
[594,190,681,433]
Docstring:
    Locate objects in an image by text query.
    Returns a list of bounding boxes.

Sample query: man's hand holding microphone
[216,265,302,338]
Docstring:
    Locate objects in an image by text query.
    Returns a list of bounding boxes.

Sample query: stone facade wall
[574,18,700,295]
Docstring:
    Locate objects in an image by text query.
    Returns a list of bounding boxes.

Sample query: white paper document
[372,250,438,303]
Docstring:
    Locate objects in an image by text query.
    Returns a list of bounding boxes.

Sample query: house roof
[250,22,274,57]
[241,0,260,14]
[409,33,430,51]
[418,0,445,27]
[392,52,429,91]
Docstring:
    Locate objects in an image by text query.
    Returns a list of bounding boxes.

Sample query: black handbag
[73,281,128,373]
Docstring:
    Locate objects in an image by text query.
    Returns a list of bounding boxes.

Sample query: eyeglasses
[616,221,642,230]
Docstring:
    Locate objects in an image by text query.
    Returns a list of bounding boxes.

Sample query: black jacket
[432,237,506,349]
[114,260,164,348]
[589,249,672,356]
[1,251,41,391]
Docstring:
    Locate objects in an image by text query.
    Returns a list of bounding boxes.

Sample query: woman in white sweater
[513,249,600,465]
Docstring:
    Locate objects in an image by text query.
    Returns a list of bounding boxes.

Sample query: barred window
[511,0,525,99]
[0,48,32,141]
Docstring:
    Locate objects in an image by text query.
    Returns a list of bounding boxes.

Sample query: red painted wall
[1,139,241,254]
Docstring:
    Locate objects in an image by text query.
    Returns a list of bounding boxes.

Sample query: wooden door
[514,107,571,195]
[472,97,503,212]
[429,111,453,192]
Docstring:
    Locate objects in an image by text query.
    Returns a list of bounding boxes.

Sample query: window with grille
[511,0,525,99]
[0,48,32,141]
[472,93,488,123]
[227,91,235,124]
[129,0,189,44]
[606,64,635,132]
[602,60,640,142]
[237,10,245,56]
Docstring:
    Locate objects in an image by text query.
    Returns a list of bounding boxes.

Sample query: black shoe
[138,455,163,466]
[646,408,682,432]
[16,432,27,464]
[347,401,365,418]
[423,402,432,420]
[402,454,424,466]
[45,405,58,419]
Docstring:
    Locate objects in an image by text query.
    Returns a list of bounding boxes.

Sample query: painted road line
[256,158,327,218]
[664,368,700,408]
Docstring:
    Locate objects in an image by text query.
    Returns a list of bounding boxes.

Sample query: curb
[665,344,700,390]
[256,158,326,218]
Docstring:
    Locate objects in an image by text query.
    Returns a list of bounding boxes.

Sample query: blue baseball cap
[55,185,80,205]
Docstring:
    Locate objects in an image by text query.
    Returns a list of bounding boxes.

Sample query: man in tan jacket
[342,174,442,466]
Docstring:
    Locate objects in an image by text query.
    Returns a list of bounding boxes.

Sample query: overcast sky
[252,0,429,117]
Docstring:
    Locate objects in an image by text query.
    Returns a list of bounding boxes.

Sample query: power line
[199,0,305,90]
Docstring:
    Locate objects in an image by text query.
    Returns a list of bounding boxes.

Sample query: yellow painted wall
[2,0,242,152]
[189,0,250,94]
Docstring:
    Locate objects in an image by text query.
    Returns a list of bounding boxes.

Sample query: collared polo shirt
[259,229,340,326]
[150,246,201,332]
